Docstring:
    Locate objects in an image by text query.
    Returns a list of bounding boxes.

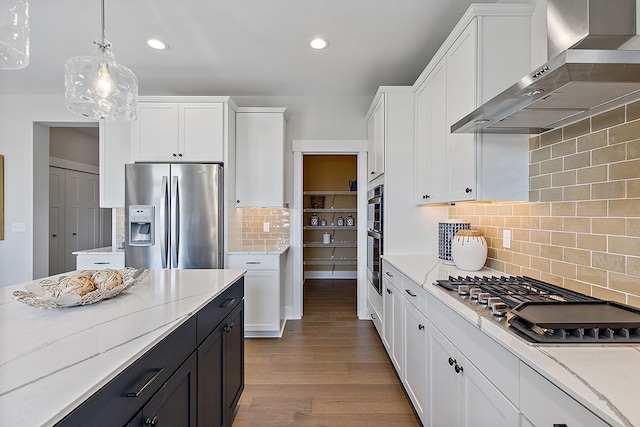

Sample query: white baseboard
[303,271,357,280]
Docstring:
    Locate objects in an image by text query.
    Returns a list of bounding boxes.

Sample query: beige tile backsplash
[449,100,640,308]
[237,207,290,247]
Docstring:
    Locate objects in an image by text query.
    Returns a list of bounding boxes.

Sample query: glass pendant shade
[65,43,138,121]
[0,0,30,70]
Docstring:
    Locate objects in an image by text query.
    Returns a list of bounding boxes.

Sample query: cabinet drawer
[76,253,125,270]
[427,292,519,405]
[520,362,608,427]
[402,277,427,314]
[382,261,403,291]
[197,279,244,345]
[58,317,197,427]
[227,254,280,270]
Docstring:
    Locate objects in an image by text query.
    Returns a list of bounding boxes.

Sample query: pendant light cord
[95,0,111,51]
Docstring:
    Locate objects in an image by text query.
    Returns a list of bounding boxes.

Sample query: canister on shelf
[310,213,319,226]
[323,232,331,244]
[346,215,355,226]
[336,216,345,226]
[320,218,327,226]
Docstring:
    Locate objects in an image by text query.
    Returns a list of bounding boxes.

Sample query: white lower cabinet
[227,253,285,337]
[403,301,427,422]
[382,264,404,376]
[520,362,609,427]
[429,325,518,427]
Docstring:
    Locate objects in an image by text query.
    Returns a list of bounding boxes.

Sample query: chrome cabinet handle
[145,415,158,426]
[405,289,417,297]
[160,176,169,269]
[171,175,179,268]
[220,298,236,308]
[246,261,261,265]
[126,368,164,397]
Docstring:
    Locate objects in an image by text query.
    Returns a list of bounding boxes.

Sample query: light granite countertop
[72,246,124,255]
[227,244,290,255]
[383,254,640,427]
[0,268,245,427]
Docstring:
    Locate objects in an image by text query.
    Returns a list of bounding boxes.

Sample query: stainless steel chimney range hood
[452,0,640,135]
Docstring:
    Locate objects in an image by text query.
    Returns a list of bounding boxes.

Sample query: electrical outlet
[263,222,270,232]
[12,222,26,233]
[503,229,512,249]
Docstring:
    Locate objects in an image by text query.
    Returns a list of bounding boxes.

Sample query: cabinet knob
[224,322,235,333]
[465,187,472,193]
[455,364,464,374]
[386,288,392,294]
[178,153,183,157]
[236,200,240,204]
[370,171,375,175]
[172,153,177,157]
[52,234,57,237]
[423,194,430,199]
[418,324,425,331]
[145,416,158,426]
[448,357,455,366]
[72,232,77,236]
[385,271,393,277]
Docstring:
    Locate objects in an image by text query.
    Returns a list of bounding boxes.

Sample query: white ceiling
[1,0,501,97]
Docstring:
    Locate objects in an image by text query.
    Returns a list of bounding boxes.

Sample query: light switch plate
[12,222,26,233]
[503,229,511,249]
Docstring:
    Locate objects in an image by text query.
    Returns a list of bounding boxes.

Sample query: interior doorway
[291,140,368,321]
[40,124,112,277]
[302,155,358,280]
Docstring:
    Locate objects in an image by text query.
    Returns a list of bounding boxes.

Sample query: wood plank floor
[232,279,421,426]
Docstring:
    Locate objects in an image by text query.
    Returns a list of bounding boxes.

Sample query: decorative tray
[13,267,148,309]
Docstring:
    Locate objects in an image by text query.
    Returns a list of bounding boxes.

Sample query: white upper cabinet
[414,4,534,205]
[133,101,224,162]
[367,94,385,181]
[99,120,131,207]
[235,107,287,207]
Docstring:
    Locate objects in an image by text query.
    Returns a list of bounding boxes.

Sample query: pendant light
[0,0,30,69]
[64,0,138,121]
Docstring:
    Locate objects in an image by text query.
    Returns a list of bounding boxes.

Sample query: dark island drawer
[57,316,197,427]
[197,278,244,345]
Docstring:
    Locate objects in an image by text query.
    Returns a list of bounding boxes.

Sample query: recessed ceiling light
[146,39,169,50]
[310,38,329,50]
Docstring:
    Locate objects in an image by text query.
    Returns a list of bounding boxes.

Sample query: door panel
[49,167,65,275]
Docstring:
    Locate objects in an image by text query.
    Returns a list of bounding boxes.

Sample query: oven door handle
[368,230,382,239]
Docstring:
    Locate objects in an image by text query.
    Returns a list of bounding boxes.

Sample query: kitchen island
[0,268,246,427]
[381,254,640,427]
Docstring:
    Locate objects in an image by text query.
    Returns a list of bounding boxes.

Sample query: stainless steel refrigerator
[124,163,223,269]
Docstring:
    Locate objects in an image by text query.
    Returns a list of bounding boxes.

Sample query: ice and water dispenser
[128,205,155,246]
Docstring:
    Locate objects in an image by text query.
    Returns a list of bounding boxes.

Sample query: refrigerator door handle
[171,175,179,268]
[160,176,169,268]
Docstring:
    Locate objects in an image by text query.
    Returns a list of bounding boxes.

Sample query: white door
[49,167,66,275]
[429,324,463,427]
[64,170,100,271]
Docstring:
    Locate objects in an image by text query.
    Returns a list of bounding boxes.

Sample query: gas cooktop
[434,275,640,344]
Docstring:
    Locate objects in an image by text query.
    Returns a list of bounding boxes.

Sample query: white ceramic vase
[451,229,487,271]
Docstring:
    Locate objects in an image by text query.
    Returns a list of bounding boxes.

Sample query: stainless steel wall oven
[367,185,383,295]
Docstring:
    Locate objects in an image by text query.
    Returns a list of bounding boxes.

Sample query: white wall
[0,94,96,286]
[50,127,99,167]
[0,94,371,287]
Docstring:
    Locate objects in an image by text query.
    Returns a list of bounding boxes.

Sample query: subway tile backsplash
[449,99,640,308]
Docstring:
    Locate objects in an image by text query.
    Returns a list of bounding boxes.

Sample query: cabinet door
[244,269,280,332]
[235,112,285,207]
[198,301,245,427]
[382,277,393,353]
[180,103,224,162]
[368,94,385,181]
[141,352,197,427]
[99,120,131,207]
[429,324,463,427]
[429,58,448,203]
[447,20,477,202]
[224,302,245,426]
[133,103,179,161]
[462,352,519,427]
[403,302,427,422]
[414,80,432,204]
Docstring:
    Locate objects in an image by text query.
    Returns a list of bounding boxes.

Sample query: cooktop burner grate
[435,275,598,308]
[434,275,640,344]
